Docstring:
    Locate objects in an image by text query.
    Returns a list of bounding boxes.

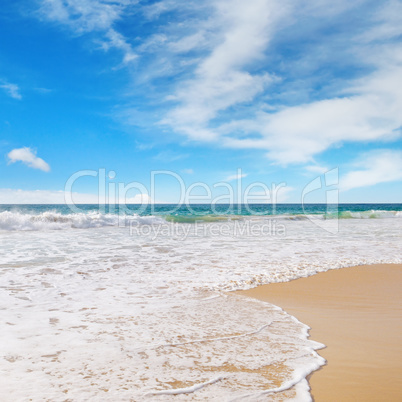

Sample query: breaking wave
[279,210,402,220]
[0,211,166,231]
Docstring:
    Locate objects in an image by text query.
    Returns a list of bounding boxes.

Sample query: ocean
[1,204,401,400]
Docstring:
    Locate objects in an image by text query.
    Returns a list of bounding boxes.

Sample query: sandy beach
[238,264,402,401]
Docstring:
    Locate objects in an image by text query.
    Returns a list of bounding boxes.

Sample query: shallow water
[0,206,401,400]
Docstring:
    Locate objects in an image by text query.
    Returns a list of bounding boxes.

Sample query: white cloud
[135,142,154,151]
[168,32,206,54]
[160,0,283,140]
[103,29,137,65]
[124,193,153,204]
[154,0,402,165]
[153,150,189,162]
[7,147,51,172]
[0,189,95,204]
[40,0,129,32]
[142,0,183,20]
[245,185,294,203]
[0,82,22,100]
[182,168,194,174]
[304,165,329,174]
[226,172,248,181]
[340,150,402,191]
[359,0,402,42]
[36,0,402,168]
[274,185,294,203]
[221,66,402,164]
[39,0,137,64]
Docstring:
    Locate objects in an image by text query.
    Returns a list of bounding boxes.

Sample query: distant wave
[279,210,402,221]
[164,215,241,223]
[165,210,402,223]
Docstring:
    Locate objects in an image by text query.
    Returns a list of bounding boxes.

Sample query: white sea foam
[147,376,226,396]
[0,210,165,231]
[277,210,402,221]
[0,216,401,400]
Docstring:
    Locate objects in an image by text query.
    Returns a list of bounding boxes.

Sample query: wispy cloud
[245,185,294,203]
[35,0,402,169]
[221,63,402,164]
[304,165,329,175]
[160,0,282,141]
[39,0,131,32]
[148,0,402,165]
[39,0,138,65]
[359,0,402,42]
[33,87,53,94]
[340,149,402,191]
[0,189,93,204]
[135,142,154,151]
[7,147,50,172]
[153,150,188,162]
[0,188,155,204]
[226,172,248,182]
[0,81,22,100]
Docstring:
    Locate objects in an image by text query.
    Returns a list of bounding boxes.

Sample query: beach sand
[237,264,402,401]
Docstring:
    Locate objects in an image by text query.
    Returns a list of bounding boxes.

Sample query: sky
[0,0,401,204]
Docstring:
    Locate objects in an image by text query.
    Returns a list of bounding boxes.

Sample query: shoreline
[237,264,402,401]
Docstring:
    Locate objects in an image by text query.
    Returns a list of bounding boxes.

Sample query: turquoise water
[1,203,401,217]
[0,203,401,230]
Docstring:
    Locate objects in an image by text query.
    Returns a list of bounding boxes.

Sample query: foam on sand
[238,264,402,401]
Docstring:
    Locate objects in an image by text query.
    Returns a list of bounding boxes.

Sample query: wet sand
[237,264,402,401]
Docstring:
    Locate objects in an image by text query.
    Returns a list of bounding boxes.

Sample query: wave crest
[0,211,165,231]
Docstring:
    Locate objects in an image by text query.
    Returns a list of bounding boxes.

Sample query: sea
[1,203,401,401]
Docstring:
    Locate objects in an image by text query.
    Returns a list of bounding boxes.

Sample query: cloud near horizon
[7,147,51,172]
[340,150,402,192]
[0,189,154,204]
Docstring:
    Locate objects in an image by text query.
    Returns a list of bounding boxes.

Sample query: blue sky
[0,0,401,204]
